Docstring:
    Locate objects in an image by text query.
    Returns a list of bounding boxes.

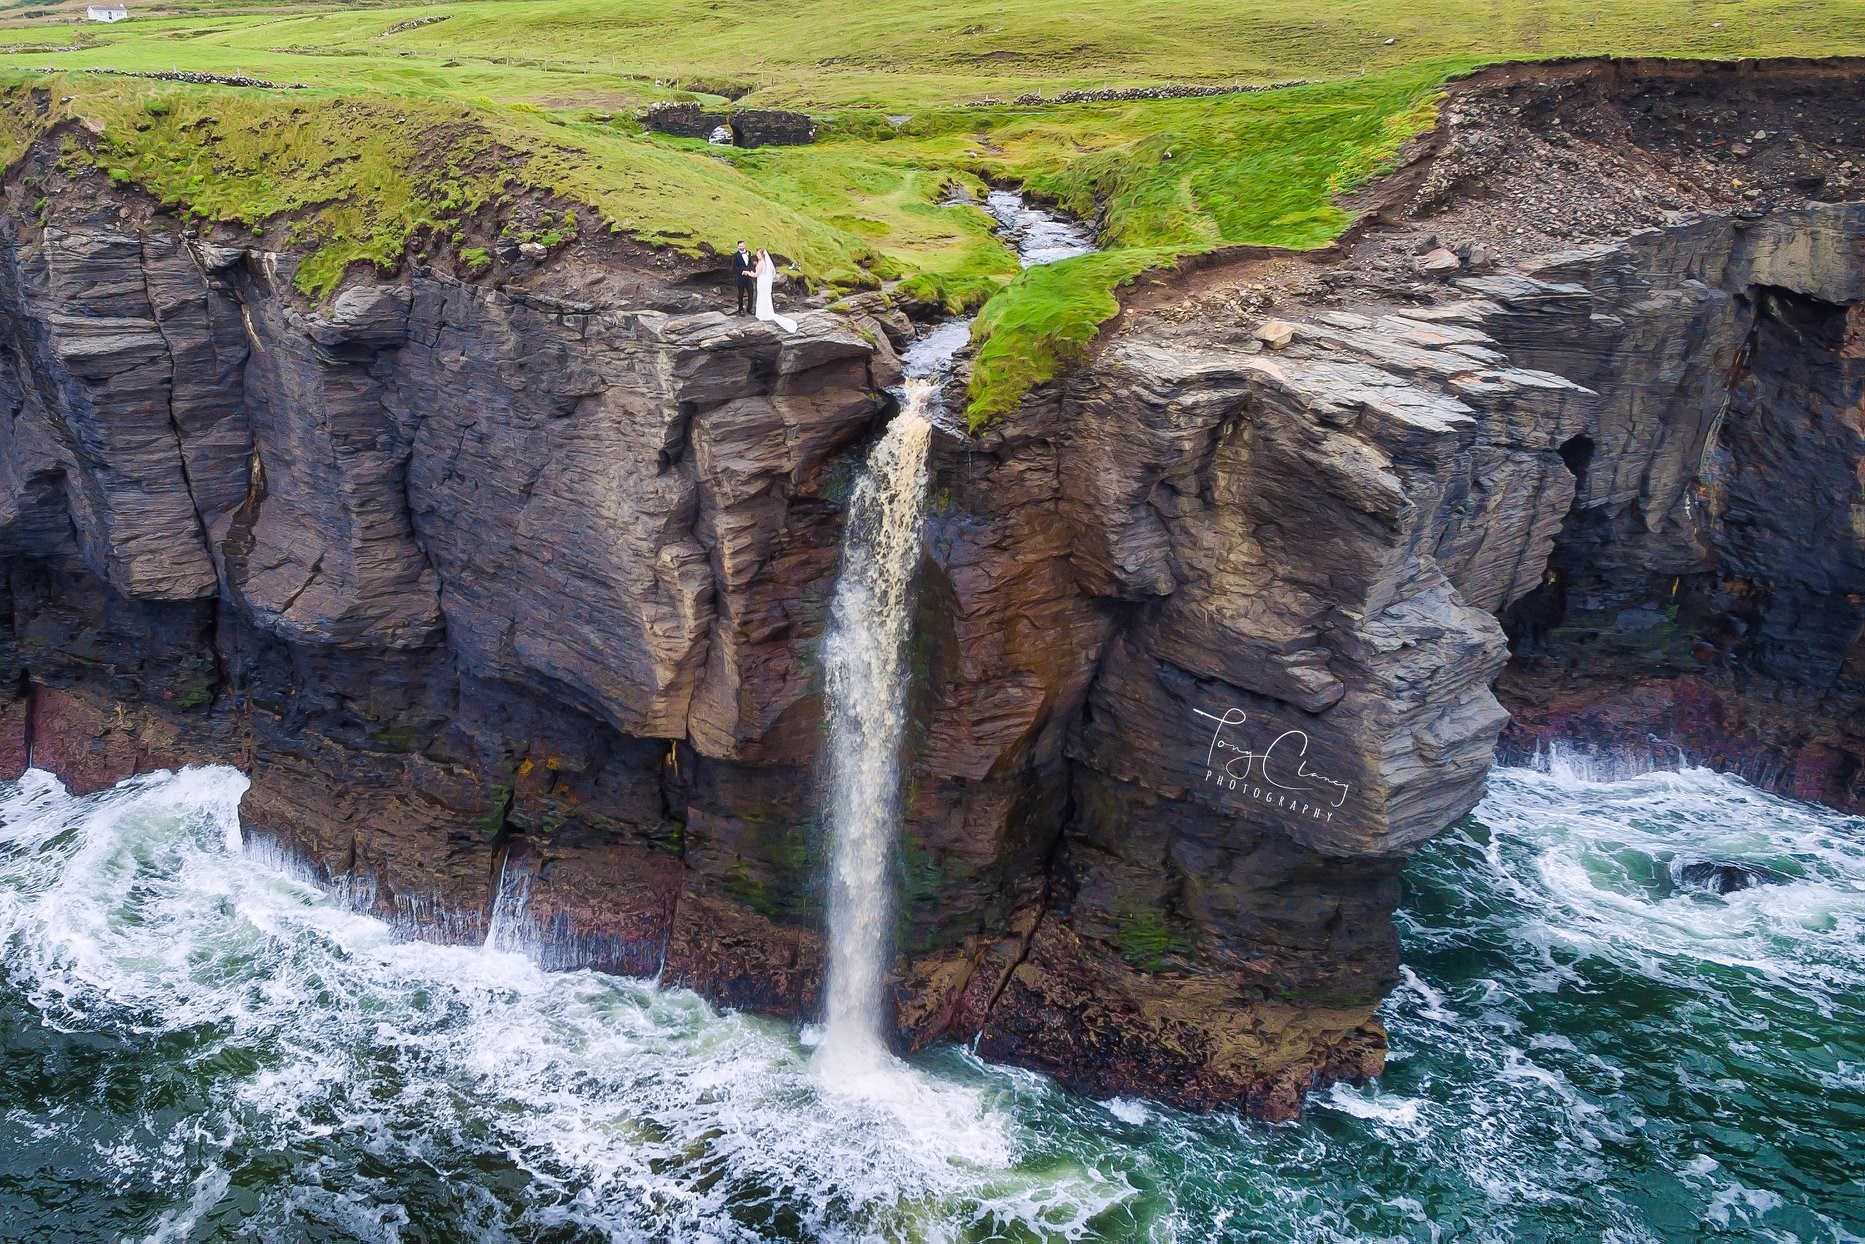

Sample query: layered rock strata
[0,58,1859,1119]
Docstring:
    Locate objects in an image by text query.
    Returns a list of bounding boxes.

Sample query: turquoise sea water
[1,758,1860,1242]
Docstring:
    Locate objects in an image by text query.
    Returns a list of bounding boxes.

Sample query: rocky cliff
[0,58,1859,1120]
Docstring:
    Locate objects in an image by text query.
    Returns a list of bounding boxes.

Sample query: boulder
[1416,246,1463,276]
[1254,318,1297,349]
[1677,860,1787,895]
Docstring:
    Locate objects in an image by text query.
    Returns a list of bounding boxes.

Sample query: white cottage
[85,5,128,21]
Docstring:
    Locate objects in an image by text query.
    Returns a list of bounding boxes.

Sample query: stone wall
[640,104,814,147]
[642,102,726,139]
[728,109,815,148]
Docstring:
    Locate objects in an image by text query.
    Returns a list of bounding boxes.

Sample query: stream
[900,188,1096,395]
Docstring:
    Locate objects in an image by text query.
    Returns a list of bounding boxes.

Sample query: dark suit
[733,249,755,313]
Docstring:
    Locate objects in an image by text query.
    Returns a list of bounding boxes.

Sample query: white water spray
[816,382,935,1077]
[484,849,534,955]
[0,767,1052,1240]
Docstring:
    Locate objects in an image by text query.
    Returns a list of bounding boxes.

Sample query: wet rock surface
[0,56,1859,1120]
[1677,860,1788,895]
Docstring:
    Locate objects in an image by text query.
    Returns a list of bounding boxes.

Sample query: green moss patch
[1113,906,1194,974]
[959,66,1451,423]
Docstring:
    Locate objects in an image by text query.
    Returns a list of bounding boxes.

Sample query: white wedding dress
[754,257,798,333]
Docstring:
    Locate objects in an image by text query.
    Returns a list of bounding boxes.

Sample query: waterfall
[484,848,533,955]
[815,381,935,1076]
[808,193,1092,1080]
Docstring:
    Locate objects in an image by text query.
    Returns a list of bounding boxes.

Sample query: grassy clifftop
[0,0,1859,424]
[4,0,1856,108]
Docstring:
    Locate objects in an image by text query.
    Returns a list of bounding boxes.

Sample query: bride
[753,249,798,333]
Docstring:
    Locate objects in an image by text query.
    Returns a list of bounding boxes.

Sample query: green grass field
[0,0,1859,423]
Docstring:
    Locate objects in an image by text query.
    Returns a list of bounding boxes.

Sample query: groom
[732,240,756,315]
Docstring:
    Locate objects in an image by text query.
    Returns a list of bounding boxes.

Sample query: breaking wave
[1,756,1860,1240]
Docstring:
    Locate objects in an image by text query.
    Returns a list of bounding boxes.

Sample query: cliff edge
[0,57,1859,1119]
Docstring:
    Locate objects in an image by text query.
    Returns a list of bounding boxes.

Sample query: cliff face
[1488,216,1865,806]
[1386,57,1865,809]
[974,198,1861,1110]
[0,170,908,992]
[0,59,1859,1120]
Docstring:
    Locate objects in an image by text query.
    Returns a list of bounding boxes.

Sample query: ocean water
[0,757,1859,1243]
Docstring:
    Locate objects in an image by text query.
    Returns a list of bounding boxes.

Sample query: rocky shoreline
[0,57,1858,1120]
